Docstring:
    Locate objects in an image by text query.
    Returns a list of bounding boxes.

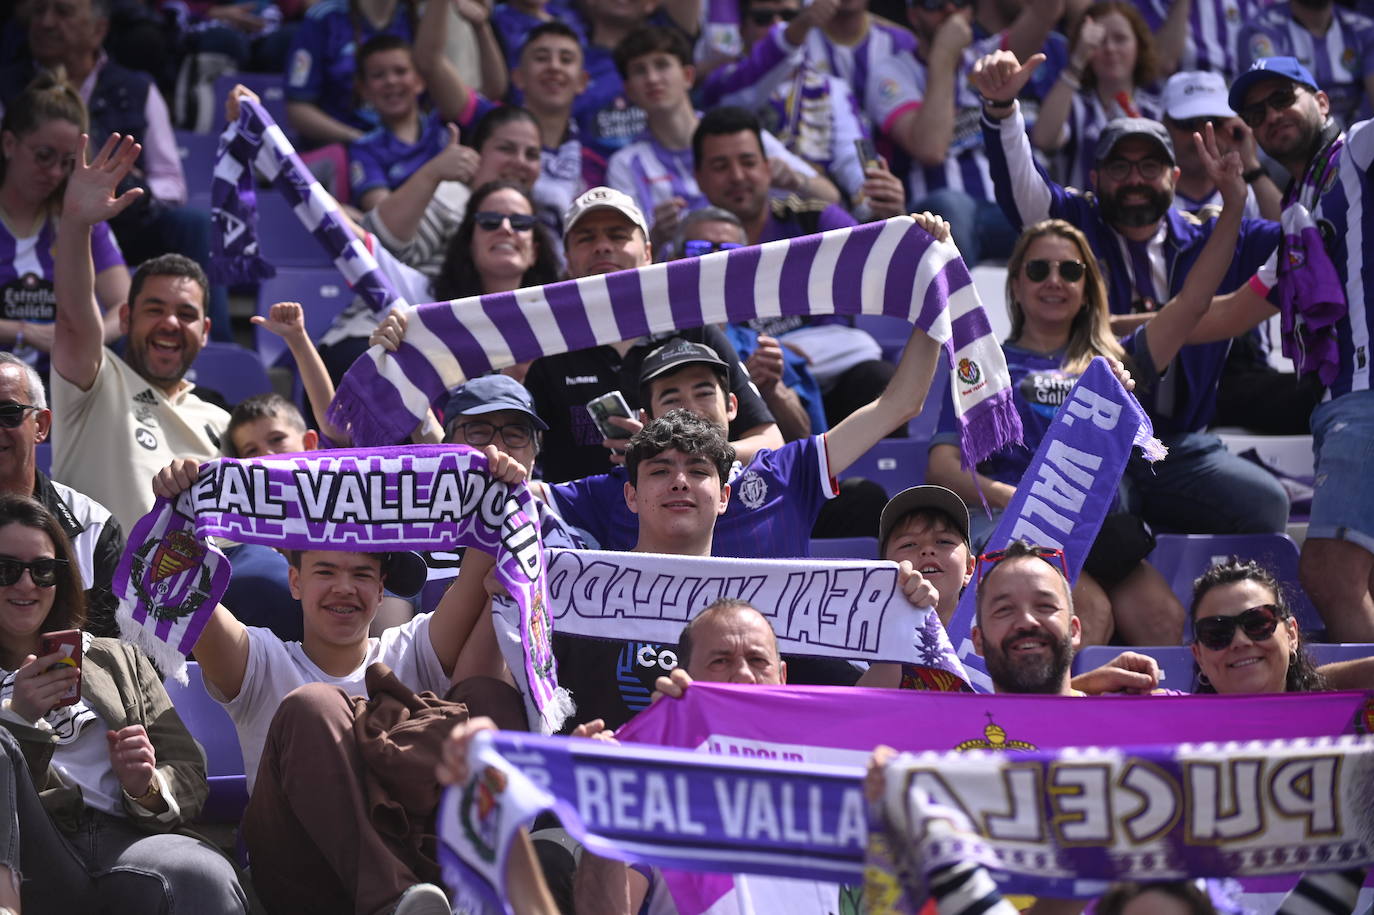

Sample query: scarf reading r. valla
[112,447,569,730]
[328,214,1022,468]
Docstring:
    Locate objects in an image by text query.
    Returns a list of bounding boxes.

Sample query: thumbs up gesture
[424,123,481,186]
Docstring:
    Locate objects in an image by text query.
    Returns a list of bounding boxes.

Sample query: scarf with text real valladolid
[111,447,571,732]
[328,215,1023,467]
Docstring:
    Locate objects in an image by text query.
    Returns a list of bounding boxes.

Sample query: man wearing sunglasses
[1178,57,1374,643]
[974,51,1292,543]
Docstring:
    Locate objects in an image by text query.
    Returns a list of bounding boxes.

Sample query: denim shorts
[1308,388,1374,552]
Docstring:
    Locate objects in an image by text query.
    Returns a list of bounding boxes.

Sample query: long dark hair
[0,494,87,650]
[1189,559,1325,694]
[0,70,88,204]
[432,181,559,301]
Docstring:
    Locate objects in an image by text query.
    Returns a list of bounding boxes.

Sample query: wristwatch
[1242,167,1267,184]
[124,779,160,803]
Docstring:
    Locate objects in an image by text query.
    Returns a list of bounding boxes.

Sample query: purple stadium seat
[175,129,219,210]
[256,194,334,269]
[1071,644,1197,691]
[255,267,352,366]
[838,437,931,498]
[35,441,51,476]
[162,661,248,823]
[852,314,916,363]
[1147,533,1323,640]
[187,342,274,407]
[808,537,880,560]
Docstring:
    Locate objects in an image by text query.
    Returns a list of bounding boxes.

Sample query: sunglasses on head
[683,239,744,258]
[0,402,40,429]
[975,545,1070,586]
[1023,259,1086,283]
[0,556,67,588]
[474,211,537,232]
[1193,604,1285,651]
[747,8,800,25]
[1238,86,1299,128]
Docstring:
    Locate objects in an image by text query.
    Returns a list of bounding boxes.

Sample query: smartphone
[854,137,881,172]
[586,391,634,441]
[40,629,82,707]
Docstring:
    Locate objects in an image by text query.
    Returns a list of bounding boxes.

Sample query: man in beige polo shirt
[52,133,228,530]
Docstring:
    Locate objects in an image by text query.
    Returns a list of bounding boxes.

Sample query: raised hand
[453,0,491,24]
[931,9,974,61]
[746,335,786,393]
[970,51,1046,106]
[107,725,158,801]
[251,301,309,343]
[225,84,261,124]
[1194,121,1245,207]
[63,134,144,228]
[859,157,906,221]
[1071,16,1104,68]
[911,209,952,243]
[151,458,203,500]
[427,123,480,185]
[897,560,941,610]
[369,310,410,352]
[437,716,499,786]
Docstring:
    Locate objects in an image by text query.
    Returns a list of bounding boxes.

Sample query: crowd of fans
[1,0,1373,911]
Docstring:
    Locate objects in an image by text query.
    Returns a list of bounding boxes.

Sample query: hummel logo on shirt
[565,375,601,385]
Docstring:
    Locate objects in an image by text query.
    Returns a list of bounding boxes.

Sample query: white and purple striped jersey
[1252,121,1374,399]
[605,124,818,227]
[702,25,870,197]
[799,15,917,133]
[534,123,607,238]
[1138,0,1254,80]
[1238,3,1374,128]
[868,31,1007,203]
[1051,88,1163,191]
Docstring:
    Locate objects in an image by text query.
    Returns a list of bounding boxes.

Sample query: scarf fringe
[327,369,393,445]
[540,687,575,736]
[960,388,1021,469]
[118,603,190,686]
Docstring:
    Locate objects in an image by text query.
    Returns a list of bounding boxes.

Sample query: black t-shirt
[525,325,775,483]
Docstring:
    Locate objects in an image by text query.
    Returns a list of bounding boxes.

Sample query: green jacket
[2,637,208,834]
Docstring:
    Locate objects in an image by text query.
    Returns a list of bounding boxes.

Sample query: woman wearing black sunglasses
[0,494,245,913]
[431,180,561,302]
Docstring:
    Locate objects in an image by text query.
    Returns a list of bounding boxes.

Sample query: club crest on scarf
[956,358,982,388]
[133,528,216,622]
[953,713,1037,752]
[461,765,510,865]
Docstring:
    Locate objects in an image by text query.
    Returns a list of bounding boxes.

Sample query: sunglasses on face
[454,420,535,449]
[0,403,40,428]
[473,211,537,232]
[682,239,744,258]
[1238,86,1299,128]
[975,545,1070,586]
[747,8,799,25]
[0,556,67,588]
[1193,604,1284,651]
[1169,116,1217,134]
[1023,259,1086,283]
[1100,157,1168,182]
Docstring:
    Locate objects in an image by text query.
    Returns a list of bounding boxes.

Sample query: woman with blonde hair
[927,127,1249,647]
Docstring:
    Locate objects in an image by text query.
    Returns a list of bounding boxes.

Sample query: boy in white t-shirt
[151,447,530,915]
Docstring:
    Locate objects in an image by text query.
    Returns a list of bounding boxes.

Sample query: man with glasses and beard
[1177,57,1374,644]
[972,50,1291,541]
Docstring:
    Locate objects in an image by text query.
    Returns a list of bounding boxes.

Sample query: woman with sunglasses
[1030,1,1162,190]
[0,494,245,914]
[927,126,1248,647]
[0,73,129,379]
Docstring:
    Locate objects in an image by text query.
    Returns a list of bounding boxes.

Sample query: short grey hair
[669,206,747,260]
[0,353,46,411]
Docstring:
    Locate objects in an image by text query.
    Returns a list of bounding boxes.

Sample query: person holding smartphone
[0,494,245,914]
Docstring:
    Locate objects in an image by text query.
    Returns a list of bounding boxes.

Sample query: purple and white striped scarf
[330,216,1023,466]
[210,98,405,314]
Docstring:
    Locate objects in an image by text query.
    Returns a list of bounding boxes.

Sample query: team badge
[129,530,217,623]
[460,765,509,863]
[735,470,768,509]
[954,713,1037,751]
[957,358,982,386]
[526,588,555,679]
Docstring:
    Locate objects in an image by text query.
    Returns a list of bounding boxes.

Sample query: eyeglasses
[0,403,40,428]
[682,239,744,258]
[1237,86,1299,128]
[453,420,535,449]
[0,557,67,588]
[1100,157,1168,182]
[474,211,537,232]
[975,545,1070,586]
[22,142,76,174]
[1193,604,1285,651]
[747,7,799,25]
[1023,259,1086,283]
[910,0,971,10]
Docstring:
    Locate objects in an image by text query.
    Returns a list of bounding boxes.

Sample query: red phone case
[40,628,82,707]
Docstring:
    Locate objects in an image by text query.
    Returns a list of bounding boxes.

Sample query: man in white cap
[522,187,783,484]
[1162,70,1282,221]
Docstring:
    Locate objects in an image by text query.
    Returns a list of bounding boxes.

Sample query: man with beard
[973,49,1290,540]
[1178,57,1374,642]
[972,540,1080,695]
[50,133,228,530]
[1237,0,1374,129]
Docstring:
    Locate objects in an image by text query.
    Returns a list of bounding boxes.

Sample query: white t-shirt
[211,612,450,793]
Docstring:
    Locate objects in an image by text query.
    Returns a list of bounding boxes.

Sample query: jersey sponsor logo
[135,427,158,450]
[289,49,312,88]
[1017,369,1077,421]
[735,470,768,509]
[0,273,55,322]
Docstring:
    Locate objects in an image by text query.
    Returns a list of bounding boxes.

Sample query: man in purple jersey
[1182,57,1374,640]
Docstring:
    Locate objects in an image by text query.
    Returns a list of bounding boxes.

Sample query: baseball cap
[562,186,650,241]
[638,338,729,385]
[381,551,429,598]
[1228,56,1320,113]
[442,374,548,436]
[1094,118,1176,165]
[1163,71,1235,121]
[878,485,972,552]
